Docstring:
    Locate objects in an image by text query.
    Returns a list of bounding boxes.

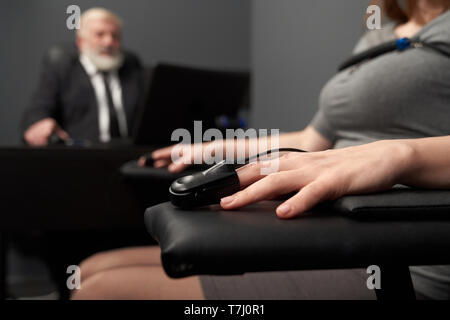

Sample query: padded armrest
[120,160,182,180]
[145,190,450,278]
[120,160,211,180]
[335,186,450,220]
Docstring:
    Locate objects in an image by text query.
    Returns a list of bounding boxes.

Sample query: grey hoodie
[311,10,450,299]
[312,10,450,149]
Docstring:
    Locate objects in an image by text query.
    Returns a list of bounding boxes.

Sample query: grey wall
[250,0,369,131]
[0,0,250,145]
[0,0,371,145]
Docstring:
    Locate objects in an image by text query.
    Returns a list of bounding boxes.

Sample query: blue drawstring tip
[221,115,230,128]
[239,117,246,128]
[396,37,411,51]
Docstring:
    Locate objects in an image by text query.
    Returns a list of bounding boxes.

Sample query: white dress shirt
[79,54,128,142]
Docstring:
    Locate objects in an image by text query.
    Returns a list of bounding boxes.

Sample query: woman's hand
[220,140,415,219]
[138,143,189,172]
[140,141,218,173]
[141,138,254,173]
[140,127,332,173]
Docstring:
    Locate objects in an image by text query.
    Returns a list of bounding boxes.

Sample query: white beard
[84,48,124,72]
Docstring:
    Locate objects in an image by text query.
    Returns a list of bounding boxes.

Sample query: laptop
[132,63,250,147]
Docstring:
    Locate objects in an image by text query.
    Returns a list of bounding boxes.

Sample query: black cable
[243,147,307,164]
[421,42,450,59]
[338,40,398,71]
[338,38,450,72]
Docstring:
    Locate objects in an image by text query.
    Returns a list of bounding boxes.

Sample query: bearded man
[22,7,145,145]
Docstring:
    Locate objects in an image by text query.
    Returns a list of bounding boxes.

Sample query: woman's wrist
[393,136,450,189]
[384,139,421,186]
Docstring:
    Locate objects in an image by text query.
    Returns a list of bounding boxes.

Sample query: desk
[0,145,180,298]
[145,200,450,300]
[0,146,176,230]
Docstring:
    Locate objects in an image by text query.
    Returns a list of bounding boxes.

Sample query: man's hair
[77,7,123,38]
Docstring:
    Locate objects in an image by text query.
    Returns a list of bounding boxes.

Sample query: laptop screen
[133,63,250,147]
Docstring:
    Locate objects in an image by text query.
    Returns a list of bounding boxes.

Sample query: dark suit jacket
[21,45,147,142]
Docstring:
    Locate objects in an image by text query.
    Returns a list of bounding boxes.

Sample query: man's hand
[24,118,69,146]
[220,140,415,219]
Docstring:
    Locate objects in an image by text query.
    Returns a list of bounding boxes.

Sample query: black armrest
[335,186,450,220]
[119,161,215,208]
[145,189,450,279]
[120,160,182,181]
[120,160,211,181]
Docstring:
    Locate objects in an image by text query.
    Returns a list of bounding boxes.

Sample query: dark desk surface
[145,201,450,278]
[0,146,179,230]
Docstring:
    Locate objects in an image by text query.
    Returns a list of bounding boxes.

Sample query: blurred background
[0,0,368,146]
[0,0,370,299]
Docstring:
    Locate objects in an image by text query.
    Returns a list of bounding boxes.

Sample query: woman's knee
[78,252,105,282]
[71,269,118,300]
[78,246,161,282]
[71,265,205,300]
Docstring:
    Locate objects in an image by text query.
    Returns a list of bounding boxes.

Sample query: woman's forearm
[400,136,450,188]
[225,126,333,159]
[220,130,306,159]
[278,126,333,151]
[220,135,450,217]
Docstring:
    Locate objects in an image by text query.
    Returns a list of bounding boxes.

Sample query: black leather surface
[120,160,183,180]
[335,186,450,220]
[145,200,450,278]
[119,160,210,180]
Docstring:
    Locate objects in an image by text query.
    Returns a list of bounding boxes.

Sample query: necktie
[101,72,121,139]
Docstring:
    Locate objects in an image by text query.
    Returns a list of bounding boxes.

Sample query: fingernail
[221,195,235,205]
[153,161,163,168]
[277,204,291,216]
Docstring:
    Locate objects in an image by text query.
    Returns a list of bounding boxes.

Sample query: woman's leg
[79,245,161,282]
[73,246,374,300]
[71,265,205,300]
